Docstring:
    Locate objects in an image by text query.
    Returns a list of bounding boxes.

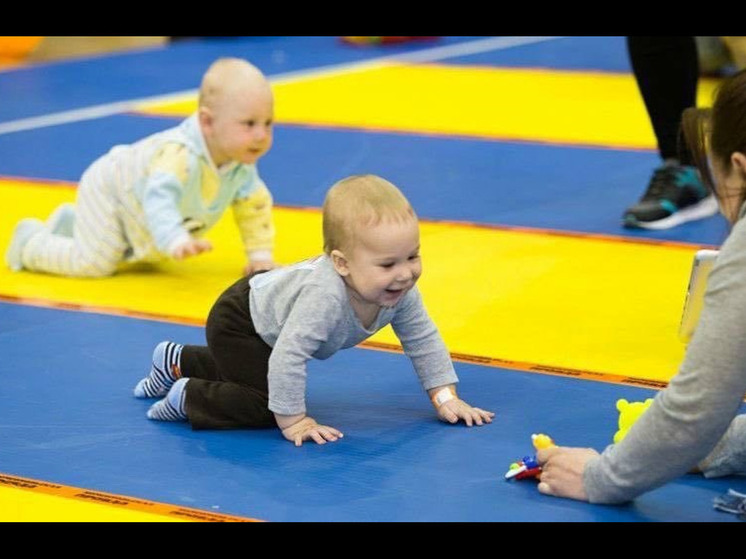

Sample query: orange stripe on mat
[360,340,668,391]
[0,294,668,391]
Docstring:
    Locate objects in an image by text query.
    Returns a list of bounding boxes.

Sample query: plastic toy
[613,398,653,444]
[505,433,556,481]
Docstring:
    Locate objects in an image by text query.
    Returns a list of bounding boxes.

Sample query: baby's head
[323,175,422,308]
[198,57,274,167]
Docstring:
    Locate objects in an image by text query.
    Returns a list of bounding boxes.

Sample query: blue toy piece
[504,434,555,481]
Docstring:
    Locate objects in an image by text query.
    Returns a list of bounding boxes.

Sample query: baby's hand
[243,259,276,277]
[172,238,213,260]
[438,398,495,427]
[281,416,344,447]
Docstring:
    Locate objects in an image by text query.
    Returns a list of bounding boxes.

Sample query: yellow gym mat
[137,63,721,150]
[0,472,256,522]
[0,179,702,384]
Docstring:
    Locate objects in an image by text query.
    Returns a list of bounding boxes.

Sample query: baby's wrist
[167,231,193,256]
[247,249,273,263]
[275,412,308,431]
[429,385,457,409]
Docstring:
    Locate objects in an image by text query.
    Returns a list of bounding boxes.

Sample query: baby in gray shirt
[134,174,494,445]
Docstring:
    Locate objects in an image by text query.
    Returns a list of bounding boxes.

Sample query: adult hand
[535,446,599,501]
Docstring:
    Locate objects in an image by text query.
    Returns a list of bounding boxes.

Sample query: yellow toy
[613,398,653,444]
[531,433,555,450]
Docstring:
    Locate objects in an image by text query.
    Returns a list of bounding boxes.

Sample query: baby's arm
[392,289,495,426]
[142,143,210,259]
[232,182,275,275]
[267,289,345,446]
[428,384,495,426]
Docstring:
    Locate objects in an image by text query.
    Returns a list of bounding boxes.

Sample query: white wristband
[431,386,456,408]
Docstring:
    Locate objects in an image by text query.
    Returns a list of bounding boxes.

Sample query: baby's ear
[198,106,214,132]
[330,249,349,276]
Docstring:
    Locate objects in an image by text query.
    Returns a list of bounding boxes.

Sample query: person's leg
[628,36,698,164]
[16,165,128,276]
[46,203,76,237]
[147,277,276,429]
[186,277,275,429]
[623,37,718,230]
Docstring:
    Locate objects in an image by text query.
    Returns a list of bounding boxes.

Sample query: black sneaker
[623,164,719,230]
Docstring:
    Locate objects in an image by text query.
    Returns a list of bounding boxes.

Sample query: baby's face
[206,84,274,166]
[342,217,422,308]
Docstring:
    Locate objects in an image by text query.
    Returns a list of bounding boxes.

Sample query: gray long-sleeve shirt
[584,204,746,504]
[248,254,459,416]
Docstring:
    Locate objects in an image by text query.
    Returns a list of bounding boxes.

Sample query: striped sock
[134,341,183,398]
[147,378,189,421]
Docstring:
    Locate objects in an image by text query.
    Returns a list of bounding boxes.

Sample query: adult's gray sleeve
[584,220,746,504]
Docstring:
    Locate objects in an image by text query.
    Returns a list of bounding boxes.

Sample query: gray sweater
[248,254,459,416]
[584,204,746,504]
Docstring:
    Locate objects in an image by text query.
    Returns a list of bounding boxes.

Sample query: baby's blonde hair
[322,174,417,255]
[198,57,269,111]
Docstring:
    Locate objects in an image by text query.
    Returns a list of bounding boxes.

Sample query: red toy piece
[504,433,556,482]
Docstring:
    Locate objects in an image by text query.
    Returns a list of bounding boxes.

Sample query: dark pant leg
[627,36,699,164]
[180,345,219,380]
[183,276,276,430]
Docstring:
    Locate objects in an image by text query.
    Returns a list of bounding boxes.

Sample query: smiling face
[333,216,422,311]
[198,59,274,167]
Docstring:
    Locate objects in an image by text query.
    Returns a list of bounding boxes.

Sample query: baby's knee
[74,257,119,277]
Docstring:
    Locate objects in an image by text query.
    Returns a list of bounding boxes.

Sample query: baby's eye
[379,263,395,269]
[408,254,420,261]
[245,120,256,127]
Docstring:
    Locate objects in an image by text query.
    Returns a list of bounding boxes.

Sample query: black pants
[180,276,276,430]
[627,36,698,165]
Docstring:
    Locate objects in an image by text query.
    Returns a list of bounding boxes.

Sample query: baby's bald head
[197,57,274,167]
[198,58,271,112]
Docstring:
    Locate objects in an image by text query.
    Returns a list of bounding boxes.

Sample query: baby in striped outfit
[5,57,276,277]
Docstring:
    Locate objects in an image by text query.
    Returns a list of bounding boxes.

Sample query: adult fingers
[536,446,559,465]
